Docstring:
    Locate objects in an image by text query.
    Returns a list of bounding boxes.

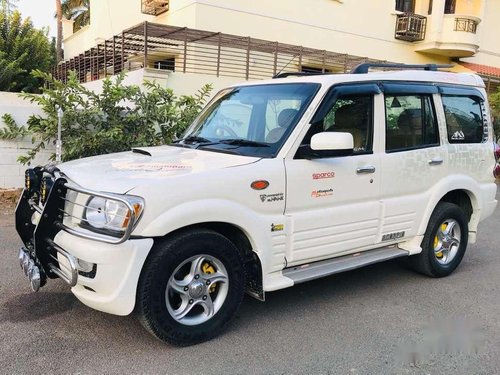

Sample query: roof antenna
[273,54,299,79]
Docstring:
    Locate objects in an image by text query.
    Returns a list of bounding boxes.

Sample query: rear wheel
[411,202,468,277]
[137,229,245,346]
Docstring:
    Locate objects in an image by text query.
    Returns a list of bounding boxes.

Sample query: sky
[17,0,57,38]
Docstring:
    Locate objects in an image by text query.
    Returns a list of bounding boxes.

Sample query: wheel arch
[418,178,481,239]
[150,222,264,300]
[439,189,475,223]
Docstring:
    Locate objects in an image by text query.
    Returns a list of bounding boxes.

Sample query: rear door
[379,83,445,242]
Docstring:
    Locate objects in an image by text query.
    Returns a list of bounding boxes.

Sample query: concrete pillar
[430,0,446,38]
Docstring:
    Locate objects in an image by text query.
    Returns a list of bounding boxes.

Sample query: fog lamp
[25,168,38,192]
[77,259,95,273]
[40,176,54,205]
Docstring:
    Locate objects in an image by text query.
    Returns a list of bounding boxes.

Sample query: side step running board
[283,247,409,285]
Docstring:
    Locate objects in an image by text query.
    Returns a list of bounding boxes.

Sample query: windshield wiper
[173,135,212,144]
[218,139,270,147]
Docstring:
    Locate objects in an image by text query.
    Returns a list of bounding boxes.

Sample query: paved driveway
[1,189,499,374]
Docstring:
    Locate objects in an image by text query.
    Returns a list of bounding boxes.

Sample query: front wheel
[411,202,469,277]
[137,229,245,346]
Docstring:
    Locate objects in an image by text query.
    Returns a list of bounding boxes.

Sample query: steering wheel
[214,125,238,138]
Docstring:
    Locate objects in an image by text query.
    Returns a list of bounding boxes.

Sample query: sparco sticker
[260,193,284,203]
[312,172,335,180]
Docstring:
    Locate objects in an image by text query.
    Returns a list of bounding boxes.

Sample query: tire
[410,202,469,277]
[137,229,245,346]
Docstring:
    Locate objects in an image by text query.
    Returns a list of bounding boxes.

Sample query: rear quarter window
[442,95,486,144]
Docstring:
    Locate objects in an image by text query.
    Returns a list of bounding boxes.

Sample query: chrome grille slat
[58,202,130,220]
[28,198,43,214]
[61,212,127,232]
[48,253,73,273]
[46,239,78,287]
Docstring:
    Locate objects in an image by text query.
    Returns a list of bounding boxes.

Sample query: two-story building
[57,0,500,94]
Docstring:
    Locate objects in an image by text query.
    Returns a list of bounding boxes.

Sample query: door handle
[356,166,376,174]
[428,158,443,166]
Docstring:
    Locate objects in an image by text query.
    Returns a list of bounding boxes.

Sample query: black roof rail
[350,63,454,74]
[272,72,331,79]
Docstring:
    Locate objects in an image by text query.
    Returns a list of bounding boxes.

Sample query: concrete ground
[1,190,499,375]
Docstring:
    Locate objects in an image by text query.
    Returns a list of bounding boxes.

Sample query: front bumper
[55,231,153,315]
[15,169,154,315]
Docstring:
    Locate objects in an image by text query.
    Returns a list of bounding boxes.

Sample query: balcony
[141,0,169,16]
[415,14,481,57]
[395,13,427,42]
[454,17,478,33]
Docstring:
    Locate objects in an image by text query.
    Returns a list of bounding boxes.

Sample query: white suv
[16,64,499,346]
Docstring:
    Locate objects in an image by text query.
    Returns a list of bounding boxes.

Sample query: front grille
[17,166,139,288]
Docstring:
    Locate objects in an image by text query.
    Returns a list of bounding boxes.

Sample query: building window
[154,58,175,71]
[428,0,433,14]
[395,0,415,13]
[300,66,332,74]
[444,0,456,14]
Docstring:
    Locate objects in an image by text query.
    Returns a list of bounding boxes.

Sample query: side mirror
[297,132,354,159]
[311,132,354,151]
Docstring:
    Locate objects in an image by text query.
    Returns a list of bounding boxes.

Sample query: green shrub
[490,89,500,143]
[0,70,212,164]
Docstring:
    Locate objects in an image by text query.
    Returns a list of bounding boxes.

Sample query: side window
[442,95,485,144]
[317,95,373,153]
[385,95,439,152]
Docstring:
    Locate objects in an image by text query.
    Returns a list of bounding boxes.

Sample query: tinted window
[442,95,485,143]
[304,95,373,154]
[385,95,439,151]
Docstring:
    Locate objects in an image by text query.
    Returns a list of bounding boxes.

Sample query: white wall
[0,92,53,189]
[63,0,199,59]
[81,68,244,97]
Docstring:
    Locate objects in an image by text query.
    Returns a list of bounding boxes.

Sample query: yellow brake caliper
[202,262,217,293]
[435,223,447,258]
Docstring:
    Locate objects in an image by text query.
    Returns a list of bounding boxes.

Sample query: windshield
[175,83,320,157]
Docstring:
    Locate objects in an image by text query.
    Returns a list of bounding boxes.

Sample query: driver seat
[266,109,298,143]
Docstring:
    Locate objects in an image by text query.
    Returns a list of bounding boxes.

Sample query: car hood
[59,146,260,193]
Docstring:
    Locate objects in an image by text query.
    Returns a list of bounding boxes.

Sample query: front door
[284,85,383,265]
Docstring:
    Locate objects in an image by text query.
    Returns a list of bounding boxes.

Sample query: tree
[56,0,62,63]
[62,0,89,32]
[490,89,500,143]
[0,71,212,164]
[0,10,55,92]
[55,0,90,63]
[0,0,18,15]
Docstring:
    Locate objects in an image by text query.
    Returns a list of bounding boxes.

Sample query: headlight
[83,195,144,232]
